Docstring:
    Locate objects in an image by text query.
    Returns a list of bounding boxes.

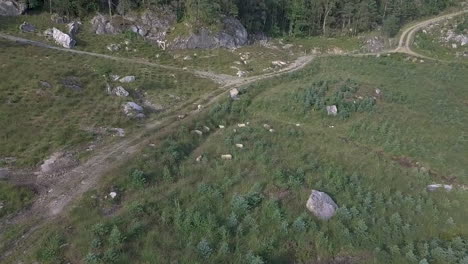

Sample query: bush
[130,169,146,189]
[197,238,213,258]
[383,15,401,37]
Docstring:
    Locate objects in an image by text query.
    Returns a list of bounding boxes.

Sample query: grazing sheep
[192,130,203,136]
[235,144,244,148]
[221,154,233,160]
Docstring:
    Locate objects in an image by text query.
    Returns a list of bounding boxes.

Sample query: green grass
[0,182,34,218]
[7,55,468,264]
[0,39,216,167]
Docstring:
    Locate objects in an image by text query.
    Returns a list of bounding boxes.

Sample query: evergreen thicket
[26,0,459,36]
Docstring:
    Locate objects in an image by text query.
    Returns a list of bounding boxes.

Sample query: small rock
[237,70,247,77]
[62,76,82,91]
[119,76,136,83]
[272,60,287,67]
[39,80,52,89]
[427,184,453,192]
[229,88,240,100]
[452,43,458,49]
[19,22,36,33]
[326,105,338,116]
[306,190,338,220]
[110,74,120,81]
[112,86,129,97]
[108,128,125,137]
[107,43,121,52]
[203,126,210,132]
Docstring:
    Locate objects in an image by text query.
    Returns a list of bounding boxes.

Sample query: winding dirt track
[393,9,468,58]
[0,9,466,260]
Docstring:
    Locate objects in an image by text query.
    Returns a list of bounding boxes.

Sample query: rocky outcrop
[90,8,176,44]
[91,14,126,35]
[0,0,26,16]
[170,17,248,49]
[52,28,76,48]
[362,36,386,53]
[306,190,338,220]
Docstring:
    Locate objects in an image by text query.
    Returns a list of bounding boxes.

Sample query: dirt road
[393,9,468,57]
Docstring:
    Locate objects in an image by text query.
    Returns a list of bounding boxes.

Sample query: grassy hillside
[9,55,468,264]
[0,40,216,167]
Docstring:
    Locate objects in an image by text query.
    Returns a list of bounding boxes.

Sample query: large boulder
[0,0,26,16]
[67,21,81,37]
[123,102,145,118]
[52,28,76,48]
[306,190,338,220]
[19,21,36,33]
[170,17,248,49]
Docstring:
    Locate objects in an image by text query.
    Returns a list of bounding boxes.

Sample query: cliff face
[0,0,26,16]
[91,10,248,50]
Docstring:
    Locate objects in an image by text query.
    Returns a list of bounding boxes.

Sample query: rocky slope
[0,0,26,16]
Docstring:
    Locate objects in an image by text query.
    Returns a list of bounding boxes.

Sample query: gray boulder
[119,76,136,83]
[306,190,338,220]
[170,17,248,50]
[0,0,26,16]
[52,28,76,48]
[427,184,453,192]
[326,105,338,116]
[229,88,239,99]
[67,21,81,37]
[123,102,144,118]
[112,86,129,97]
[19,21,36,33]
